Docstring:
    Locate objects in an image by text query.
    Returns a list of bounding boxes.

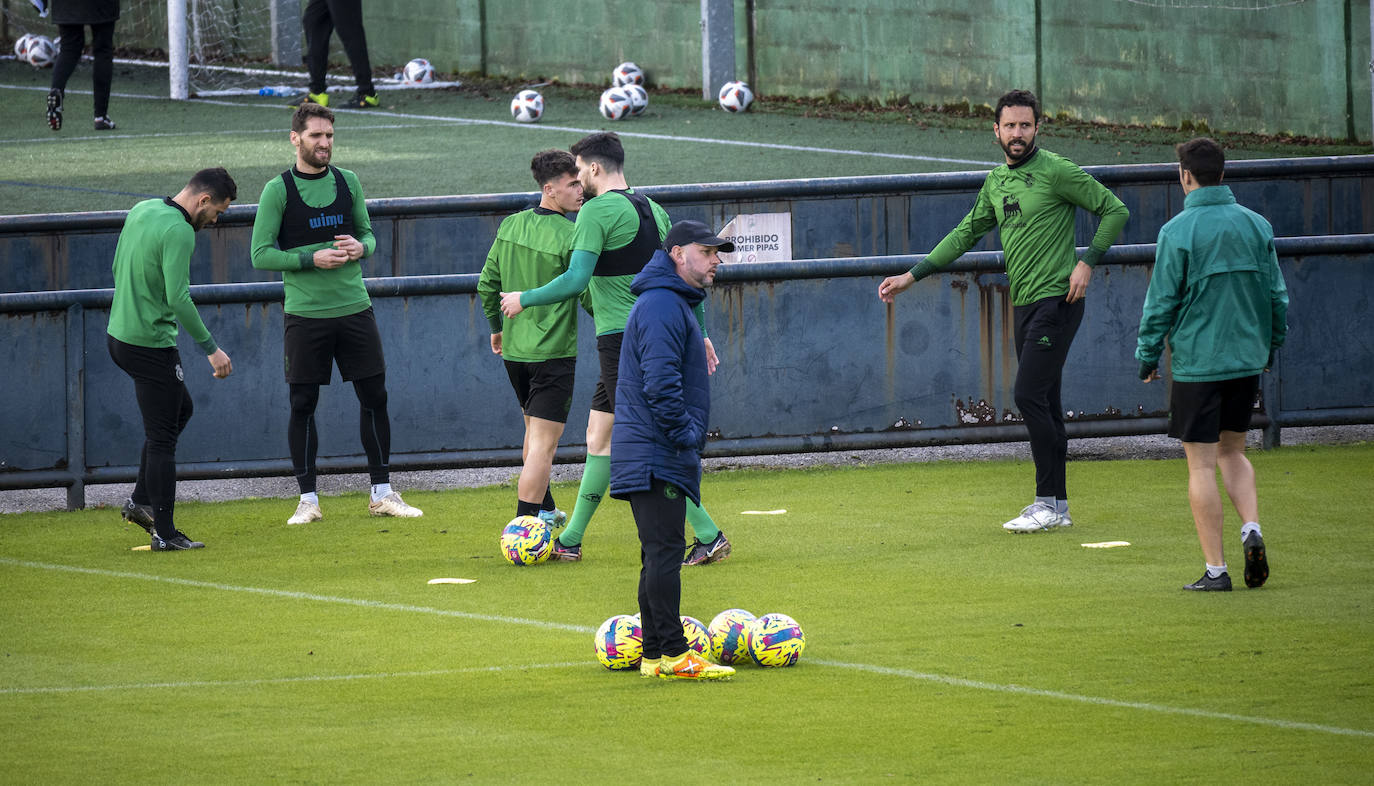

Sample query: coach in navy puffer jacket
[609,244,713,505]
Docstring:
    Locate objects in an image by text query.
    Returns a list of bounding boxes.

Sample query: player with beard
[251,102,423,525]
[107,167,236,551]
[499,133,731,566]
[879,89,1129,534]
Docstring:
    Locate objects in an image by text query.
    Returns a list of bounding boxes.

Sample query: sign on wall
[719,212,792,263]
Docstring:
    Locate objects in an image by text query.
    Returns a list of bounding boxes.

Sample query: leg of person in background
[1217,428,1267,588]
[683,499,731,566]
[89,20,116,129]
[300,0,333,104]
[325,0,377,107]
[553,410,613,561]
[46,23,84,130]
[286,382,324,524]
[515,415,565,525]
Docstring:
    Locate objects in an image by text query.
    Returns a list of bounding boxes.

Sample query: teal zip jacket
[1135,185,1288,382]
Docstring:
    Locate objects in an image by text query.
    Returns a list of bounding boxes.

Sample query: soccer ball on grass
[26,35,55,68]
[402,58,435,84]
[612,61,644,87]
[510,89,544,123]
[499,516,552,565]
[718,80,754,113]
[594,614,643,670]
[681,615,711,655]
[708,608,757,665]
[622,84,648,117]
[747,612,805,667]
[599,87,632,121]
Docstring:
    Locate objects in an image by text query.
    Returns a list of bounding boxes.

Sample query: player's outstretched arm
[878,272,915,303]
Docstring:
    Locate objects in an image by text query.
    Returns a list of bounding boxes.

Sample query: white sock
[1206,563,1228,578]
[1055,499,1069,516]
[300,492,319,505]
[1035,495,1055,509]
[371,483,393,502]
[1241,521,1261,540]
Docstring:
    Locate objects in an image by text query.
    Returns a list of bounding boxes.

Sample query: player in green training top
[499,132,731,566]
[478,149,586,527]
[879,89,1129,534]
[107,167,236,551]
[251,102,423,525]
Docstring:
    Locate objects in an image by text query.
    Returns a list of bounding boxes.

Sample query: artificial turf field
[1,58,1367,216]
[2,443,1372,783]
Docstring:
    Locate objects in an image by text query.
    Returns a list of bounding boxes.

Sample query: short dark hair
[569,132,624,173]
[995,89,1041,124]
[187,167,237,202]
[291,102,334,133]
[530,149,578,186]
[1176,137,1225,186]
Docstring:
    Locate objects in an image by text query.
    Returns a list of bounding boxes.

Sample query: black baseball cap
[663,220,735,253]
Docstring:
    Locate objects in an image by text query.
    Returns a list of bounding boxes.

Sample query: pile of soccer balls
[13,33,58,68]
[594,608,805,670]
[598,61,649,121]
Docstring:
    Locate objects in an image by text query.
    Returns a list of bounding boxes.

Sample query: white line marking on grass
[811,659,1374,739]
[7,558,1367,739]
[0,558,591,634]
[0,83,999,166]
[0,662,585,696]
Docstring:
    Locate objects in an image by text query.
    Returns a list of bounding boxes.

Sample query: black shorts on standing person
[45,0,120,131]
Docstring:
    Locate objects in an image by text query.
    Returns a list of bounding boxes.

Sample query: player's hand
[313,247,349,269]
[1141,369,1161,384]
[1067,261,1092,303]
[878,272,915,304]
[333,234,364,260]
[207,349,232,379]
[490,333,502,356]
[704,337,719,375]
[499,291,524,317]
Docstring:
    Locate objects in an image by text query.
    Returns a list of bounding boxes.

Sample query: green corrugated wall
[6,0,1368,139]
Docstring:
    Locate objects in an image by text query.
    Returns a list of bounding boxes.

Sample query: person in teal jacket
[1136,137,1288,592]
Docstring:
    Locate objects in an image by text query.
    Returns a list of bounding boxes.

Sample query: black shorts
[283,307,386,384]
[590,332,624,414]
[1168,375,1260,443]
[504,357,576,423]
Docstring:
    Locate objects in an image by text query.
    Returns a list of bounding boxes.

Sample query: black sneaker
[93,115,117,131]
[121,498,155,535]
[343,90,379,109]
[549,538,581,562]
[683,531,731,566]
[1183,571,1232,592]
[1243,531,1269,588]
[151,531,205,551]
[46,89,62,131]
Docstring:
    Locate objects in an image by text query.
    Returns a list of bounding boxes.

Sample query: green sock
[686,498,720,543]
[559,453,609,547]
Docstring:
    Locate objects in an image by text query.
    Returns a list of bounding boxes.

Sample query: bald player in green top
[880,89,1129,534]
[500,132,731,567]
[251,102,423,526]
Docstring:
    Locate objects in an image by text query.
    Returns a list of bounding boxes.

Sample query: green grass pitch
[1,59,1366,216]
[2,444,1372,782]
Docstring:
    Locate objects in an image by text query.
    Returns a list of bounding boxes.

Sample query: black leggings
[289,373,390,493]
[302,0,373,95]
[108,336,193,540]
[1013,296,1085,499]
[631,477,690,660]
[51,21,116,117]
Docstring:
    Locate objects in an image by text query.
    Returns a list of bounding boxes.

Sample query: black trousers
[631,477,689,660]
[302,0,373,95]
[1012,296,1085,500]
[108,336,193,540]
[288,373,391,493]
[50,21,116,117]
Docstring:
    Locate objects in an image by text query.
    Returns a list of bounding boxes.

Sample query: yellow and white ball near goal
[499,516,552,565]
